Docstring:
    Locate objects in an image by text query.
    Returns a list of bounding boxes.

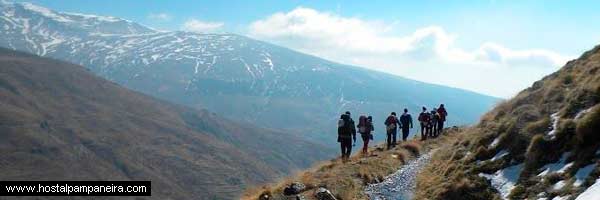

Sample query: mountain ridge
[0,47,332,199]
[0,1,500,144]
[415,44,600,199]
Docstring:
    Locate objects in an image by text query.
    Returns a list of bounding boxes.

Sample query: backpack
[438,108,447,121]
[419,112,431,122]
[386,115,397,131]
[358,115,368,134]
[432,113,440,123]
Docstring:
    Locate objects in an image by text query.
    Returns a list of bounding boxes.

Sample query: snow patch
[20,2,72,23]
[574,164,596,187]
[491,137,501,147]
[262,53,274,71]
[478,164,523,199]
[552,195,571,200]
[576,178,600,200]
[547,112,560,139]
[575,107,592,120]
[63,12,121,22]
[539,152,571,176]
[491,150,509,161]
[552,180,567,191]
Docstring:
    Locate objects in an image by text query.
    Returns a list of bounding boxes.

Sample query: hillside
[0,1,500,144]
[241,128,465,200]
[415,45,600,199]
[0,48,332,199]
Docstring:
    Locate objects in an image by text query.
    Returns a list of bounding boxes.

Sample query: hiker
[431,109,440,138]
[384,112,400,149]
[337,113,356,162]
[437,104,448,135]
[357,115,374,155]
[399,108,413,141]
[418,107,431,141]
[346,111,357,137]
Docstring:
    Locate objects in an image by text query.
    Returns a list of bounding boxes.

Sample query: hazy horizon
[8,0,600,97]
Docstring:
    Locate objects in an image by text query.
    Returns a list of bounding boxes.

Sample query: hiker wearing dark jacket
[338,113,355,162]
[437,104,448,135]
[418,107,430,141]
[346,111,357,137]
[384,112,400,149]
[337,112,356,162]
[399,108,413,141]
[357,115,374,155]
[431,109,440,138]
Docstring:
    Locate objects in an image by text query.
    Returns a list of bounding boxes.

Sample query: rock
[296,195,306,200]
[258,192,270,200]
[283,182,306,196]
[315,187,337,200]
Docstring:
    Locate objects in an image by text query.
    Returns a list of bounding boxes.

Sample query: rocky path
[364,152,433,200]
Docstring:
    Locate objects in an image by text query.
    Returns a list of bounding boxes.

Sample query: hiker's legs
[362,135,369,154]
[386,131,392,149]
[432,124,437,137]
[392,129,397,147]
[340,141,346,158]
[427,127,432,138]
[438,121,444,135]
[402,127,409,141]
[420,125,426,140]
[341,139,352,160]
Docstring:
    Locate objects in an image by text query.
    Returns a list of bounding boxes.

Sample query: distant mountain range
[0,48,333,199]
[0,1,500,143]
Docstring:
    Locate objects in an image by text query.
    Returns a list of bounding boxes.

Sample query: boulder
[315,187,337,200]
[258,191,271,200]
[283,182,306,196]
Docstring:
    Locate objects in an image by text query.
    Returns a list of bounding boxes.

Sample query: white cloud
[182,19,224,33]
[147,13,172,21]
[248,7,574,97]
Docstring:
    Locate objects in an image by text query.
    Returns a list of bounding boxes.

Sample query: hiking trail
[364,151,434,200]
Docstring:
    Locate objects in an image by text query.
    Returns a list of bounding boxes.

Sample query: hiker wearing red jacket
[418,107,431,141]
[357,115,374,155]
[437,104,448,135]
[384,112,400,149]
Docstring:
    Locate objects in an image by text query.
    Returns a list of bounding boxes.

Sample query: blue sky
[18,0,600,97]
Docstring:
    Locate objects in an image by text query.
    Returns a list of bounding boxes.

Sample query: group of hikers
[337,104,448,161]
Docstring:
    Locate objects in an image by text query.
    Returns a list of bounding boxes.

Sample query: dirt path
[364,152,434,200]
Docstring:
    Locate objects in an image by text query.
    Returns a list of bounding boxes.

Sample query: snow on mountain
[0,2,499,143]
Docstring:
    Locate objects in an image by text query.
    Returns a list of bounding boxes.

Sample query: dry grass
[414,45,600,200]
[241,129,467,200]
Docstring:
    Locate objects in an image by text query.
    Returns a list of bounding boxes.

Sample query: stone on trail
[283,182,307,195]
[315,187,337,200]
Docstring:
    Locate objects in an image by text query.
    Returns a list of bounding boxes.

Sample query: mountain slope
[415,45,600,199]
[0,48,332,199]
[0,1,500,143]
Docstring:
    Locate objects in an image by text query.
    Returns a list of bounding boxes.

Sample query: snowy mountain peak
[0,1,499,145]
[19,2,72,23]
[1,1,155,35]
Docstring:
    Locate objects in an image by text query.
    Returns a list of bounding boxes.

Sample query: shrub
[575,105,600,146]
[438,177,497,200]
[562,75,573,85]
[523,134,549,175]
[508,185,527,199]
[555,119,576,143]
[401,142,421,157]
[524,117,551,135]
[474,146,494,161]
